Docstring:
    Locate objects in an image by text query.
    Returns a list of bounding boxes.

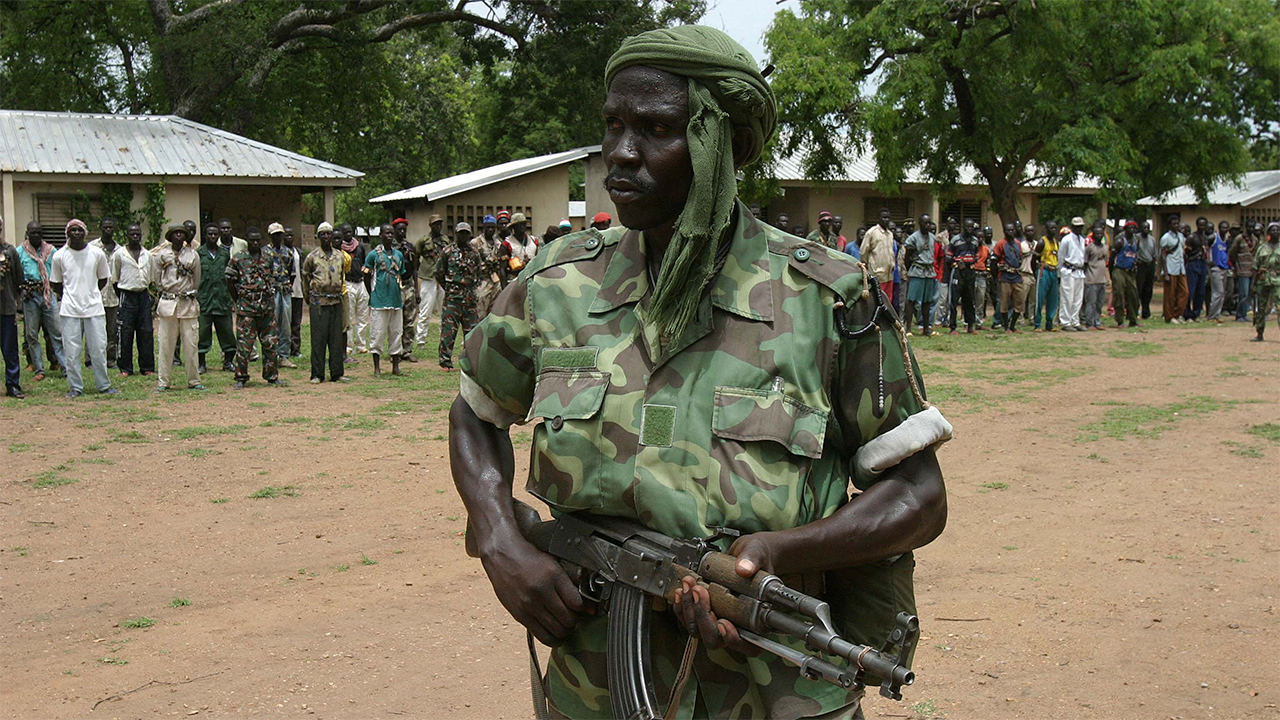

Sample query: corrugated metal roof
[773,147,1098,190]
[369,147,591,204]
[0,109,362,181]
[1136,170,1280,207]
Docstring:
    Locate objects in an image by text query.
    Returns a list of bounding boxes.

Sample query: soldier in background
[392,218,419,363]
[435,221,481,371]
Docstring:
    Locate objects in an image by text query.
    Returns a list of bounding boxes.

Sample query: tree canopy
[766,0,1280,226]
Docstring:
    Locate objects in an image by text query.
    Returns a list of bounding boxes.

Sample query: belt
[160,290,197,300]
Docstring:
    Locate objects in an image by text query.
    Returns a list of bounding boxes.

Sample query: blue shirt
[16,244,53,283]
[1211,235,1230,270]
[844,240,861,261]
[1114,238,1138,271]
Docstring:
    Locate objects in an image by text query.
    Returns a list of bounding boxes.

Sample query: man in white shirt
[285,227,304,358]
[1057,217,1088,332]
[111,223,155,376]
[50,219,117,397]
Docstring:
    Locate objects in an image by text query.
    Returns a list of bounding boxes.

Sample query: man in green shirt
[451,26,948,720]
[225,227,284,388]
[197,223,235,373]
[1252,221,1280,342]
[806,210,837,248]
[363,223,412,376]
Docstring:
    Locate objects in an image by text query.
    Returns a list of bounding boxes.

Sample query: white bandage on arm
[853,406,953,486]
[459,372,523,430]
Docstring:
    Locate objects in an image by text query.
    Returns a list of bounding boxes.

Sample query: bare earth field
[3,317,1278,720]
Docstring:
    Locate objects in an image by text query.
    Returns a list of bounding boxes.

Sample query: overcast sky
[703,0,788,66]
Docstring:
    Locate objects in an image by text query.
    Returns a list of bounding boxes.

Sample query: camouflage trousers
[401,280,418,356]
[1256,283,1280,335]
[234,313,278,383]
[438,292,478,367]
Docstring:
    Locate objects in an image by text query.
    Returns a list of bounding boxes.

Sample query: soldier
[414,214,447,349]
[151,225,203,392]
[225,227,285,388]
[263,223,296,368]
[301,222,351,383]
[1253,221,1280,342]
[495,209,511,239]
[0,215,22,398]
[197,223,236,373]
[392,218,419,363]
[435,221,480,371]
[364,223,412,376]
[471,215,504,318]
[450,26,947,720]
[806,210,837,247]
[1111,222,1141,328]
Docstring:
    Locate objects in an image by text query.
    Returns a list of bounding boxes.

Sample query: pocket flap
[527,369,610,422]
[712,387,828,459]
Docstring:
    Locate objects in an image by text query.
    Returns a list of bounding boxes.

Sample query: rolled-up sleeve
[458,277,536,429]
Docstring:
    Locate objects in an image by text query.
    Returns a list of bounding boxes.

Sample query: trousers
[1163,275,1189,321]
[371,307,404,357]
[1058,273,1084,329]
[933,275,950,326]
[1137,261,1156,318]
[949,269,976,330]
[61,314,111,393]
[157,315,200,388]
[102,305,118,366]
[1034,268,1059,330]
[273,289,292,359]
[345,281,371,353]
[1236,276,1252,320]
[116,290,155,375]
[291,296,303,356]
[309,303,345,381]
[401,280,418,356]
[199,313,236,366]
[1184,259,1206,319]
[973,274,988,323]
[1083,283,1107,328]
[235,313,278,383]
[22,294,64,375]
[416,278,441,346]
[1256,283,1280,335]
[2,314,19,391]
[439,291,479,366]
[1207,266,1228,320]
[1111,268,1139,325]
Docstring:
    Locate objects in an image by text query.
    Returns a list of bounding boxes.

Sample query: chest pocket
[525,367,610,511]
[707,386,829,532]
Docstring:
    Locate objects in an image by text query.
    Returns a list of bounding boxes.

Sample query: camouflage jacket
[225,252,275,316]
[435,242,482,297]
[460,201,928,719]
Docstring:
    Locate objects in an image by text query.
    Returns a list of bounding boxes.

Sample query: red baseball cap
[592,212,612,223]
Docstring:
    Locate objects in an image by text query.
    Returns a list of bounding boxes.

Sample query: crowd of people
[0,208,618,399]
[763,208,1280,340]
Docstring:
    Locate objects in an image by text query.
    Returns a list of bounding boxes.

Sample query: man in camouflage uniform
[471,215,505,318]
[435,221,481,370]
[392,218,419,362]
[225,227,284,388]
[1252,221,1280,342]
[449,26,949,720]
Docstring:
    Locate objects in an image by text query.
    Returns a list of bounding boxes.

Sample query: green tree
[766,0,1280,228]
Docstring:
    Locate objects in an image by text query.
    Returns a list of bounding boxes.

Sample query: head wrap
[592,212,612,224]
[604,25,776,343]
[317,222,334,233]
[482,215,497,226]
[392,218,408,226]
[559,219,573,230]
[818,211,833,221]
[496,210,510,221]
[65,219,87,238]
[1125,220,1139,229]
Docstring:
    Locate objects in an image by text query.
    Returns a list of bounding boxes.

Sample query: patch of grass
[341,416,386,432]
[1076,395,1232,442]
[909,699,944,718]
[8,443,31,452]
[248,402,270,408]
[1247,423,1280,444]
[82,442,106,451]
[360,554,378,566]
[297,568,317,578]
[980,482,1008,491]
[31,470,78,489]
[182,448,221,459]
[1105,341,1164,359]
[1223,441,1265,459]
[373,401,417,415]
[98,657,128,666]
[77,457,114,465]
[109,429,150,444]
[924,383,997,414]
[392,549,404,555]
[120,616,156,629]
[11,546,28,556]
[169,597,191,608]
[173,424,248,440]
[1086,452,1109,463]
[210,497,230,504]
[335,564,350,572]
[1002,545,1018,551]
[248,485,300,499]
[431,433,449,442]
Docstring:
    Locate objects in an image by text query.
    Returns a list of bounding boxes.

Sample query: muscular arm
[449,395,583,646]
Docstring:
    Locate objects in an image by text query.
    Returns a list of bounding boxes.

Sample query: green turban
[605,25,777,345]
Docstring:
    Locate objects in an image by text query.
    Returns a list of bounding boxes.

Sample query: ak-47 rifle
[468,500,919,720]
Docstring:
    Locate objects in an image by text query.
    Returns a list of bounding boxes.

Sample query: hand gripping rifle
[468,500,919,720]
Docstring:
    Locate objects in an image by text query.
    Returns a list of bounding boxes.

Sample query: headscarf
[604,25,776,343]
[317,222,334,233]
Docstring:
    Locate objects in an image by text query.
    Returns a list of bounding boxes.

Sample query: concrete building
[369,147,595,239]
[1136,170,1280,229]
[0,110,361,246]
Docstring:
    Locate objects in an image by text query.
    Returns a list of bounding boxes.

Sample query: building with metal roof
[1,110,362,245]
[1136,170,1280,229]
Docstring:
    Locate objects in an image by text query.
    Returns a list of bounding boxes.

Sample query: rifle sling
[528,630,551,720]
[663,637,698,720]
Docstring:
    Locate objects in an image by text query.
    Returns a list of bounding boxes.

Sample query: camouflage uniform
[225,252,279,383]
[395,237,418,356]
[436,241,482,367]
[470,235,506,318]
[1254,239,1280,336]
[460,201,927,719]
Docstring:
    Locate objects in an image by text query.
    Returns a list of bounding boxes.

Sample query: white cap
[267,222,285,235]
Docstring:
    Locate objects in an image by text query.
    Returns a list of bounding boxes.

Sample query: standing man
[501,212,539,278]
[1083,222,1110,330]
[495,209,511,239]
[1183,217,1210,322]
[285,227,304,357]
[903,213,938,337]
[1136,220,1158,319]
[0,216,23,398]
[997,222,1026,332]
[1160,214,1189,324]
[341,223,370,361]
[218,218,248,257]
[1230,222,1258,322]
[1058,217,1088,332]
[947,219,980,334]
[89,216,121,369]
[934,218,956,327]
[225,227,284,388]
[1207,223,1232,323]
[774,212,789,233]
[471,215,505,318]
[591,212,613,231]
[151,225,203,392]
[806,210,837,248]
[1033,221,1060,331]
[197,224,236,373]
[301,223,350,383]
[415,214,447,348]
[1252,222,1280,342]
[436,221,481,371]
[832,214,849,252]
[49,219,116,398]
[1110,222,1141,328]
[263,223,296,368]
[392,218,419,363]
[451,27,947,720]
[364,223,410,376]
[17,222,64,381]
[862,208,896,305]
[112,223,155,377]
